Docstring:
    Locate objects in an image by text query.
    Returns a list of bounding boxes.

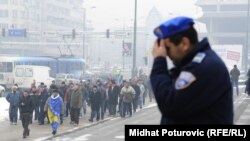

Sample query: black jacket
[150,38,233,124]
[19,96,32,114]
[89,91,101,110]
[108,85,120,105]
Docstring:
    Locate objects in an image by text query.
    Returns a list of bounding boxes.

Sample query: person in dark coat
[245,68,250,95]
[38,84,49,125]
[108,80,120,116]
[29,86,39,123]
[64,83,74,117]
[150,16,233,124]
[19,90,32,138]
[70,84,82,125]
[6,86,21,125]
[230,65,240,95]
[131,80,140,112]
[97,80,107,119]
[88,85,101,122]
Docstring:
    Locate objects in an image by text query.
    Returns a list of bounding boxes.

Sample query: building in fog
[145,7,164,68]
[0,0,86,57]
[196,0,250,70]
[87,7,163,70]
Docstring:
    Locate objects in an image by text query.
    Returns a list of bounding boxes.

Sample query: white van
[14,65,54,89]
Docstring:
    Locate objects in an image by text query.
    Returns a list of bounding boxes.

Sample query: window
[220,5,247,12]
[19,0,24,5]
[16,68,24,77]
[67,75,73,79]
[11,0,18,5]
[31,12,36,20]
[13,10,18,19]
[0,23,8,28]
[56,74,65,79]
[0,10,8,18]
[20,11,26,19]
[0,0,8,4]
[25,68,33,77]
[0,62,13,72]
[202,5,216,12]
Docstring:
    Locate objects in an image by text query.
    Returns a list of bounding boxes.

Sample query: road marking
[115,135,124,139]
[67,127,79,132]
[73,134,92,141]
[111,117,120,121]
[34,136,51,141]
[235,122,247,125]
[239,115,250,120]
[53,137,71,141]
[144,103,157,109]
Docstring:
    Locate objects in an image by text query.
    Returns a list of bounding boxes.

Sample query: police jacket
[150,38,233,124]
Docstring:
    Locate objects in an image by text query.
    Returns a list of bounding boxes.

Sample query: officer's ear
[180,37,191,52]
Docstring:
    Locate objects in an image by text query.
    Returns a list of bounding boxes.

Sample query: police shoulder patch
[175,71,196,90]
[192,52,206,63]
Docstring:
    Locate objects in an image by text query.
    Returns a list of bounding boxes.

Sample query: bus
[0,56,85,89]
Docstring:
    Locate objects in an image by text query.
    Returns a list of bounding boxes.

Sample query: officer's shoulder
[184,52,207,70]
[188,51,226,73]
[192,52,206,64]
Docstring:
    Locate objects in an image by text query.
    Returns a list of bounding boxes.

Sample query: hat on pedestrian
[153,16,194,39]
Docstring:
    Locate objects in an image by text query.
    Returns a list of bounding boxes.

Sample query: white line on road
[34,136,51,141]
[110,117,120,121]
[115,135,125,139]
[144,103,157,109]
[238,115,250,120]
[67,127,79,132]
[73,134,92,141]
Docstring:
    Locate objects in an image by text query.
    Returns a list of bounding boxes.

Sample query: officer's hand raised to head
[152,39,167,58]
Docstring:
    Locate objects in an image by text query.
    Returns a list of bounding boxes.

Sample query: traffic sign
[8,29,26,37]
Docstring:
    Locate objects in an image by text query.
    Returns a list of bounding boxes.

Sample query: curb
[43,117,113,140]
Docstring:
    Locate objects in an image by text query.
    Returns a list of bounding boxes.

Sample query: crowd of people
[5,75,154,138]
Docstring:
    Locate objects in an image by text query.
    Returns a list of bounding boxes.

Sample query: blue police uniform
[150,17,233,124]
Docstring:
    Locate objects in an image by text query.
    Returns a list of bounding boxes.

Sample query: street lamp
[132,0,137,78]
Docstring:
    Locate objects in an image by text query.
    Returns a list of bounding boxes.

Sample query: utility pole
[132,0,137,78]
[245,0,250,74]
[122,40,125,70]
[82,8,86,75]
[83,8,86,61]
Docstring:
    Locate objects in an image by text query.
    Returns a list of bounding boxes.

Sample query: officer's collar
[176,38,211,68]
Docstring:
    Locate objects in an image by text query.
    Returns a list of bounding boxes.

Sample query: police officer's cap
[154,16,194,39]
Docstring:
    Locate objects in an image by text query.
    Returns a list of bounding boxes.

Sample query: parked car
[0,85,5,97]
[55,73,79,85]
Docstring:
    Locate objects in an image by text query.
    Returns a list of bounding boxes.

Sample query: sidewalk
[0,109,109,141]
[0,97,156,141]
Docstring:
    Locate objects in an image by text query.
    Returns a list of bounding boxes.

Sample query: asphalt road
[50,103,160,141]
[48,87,250,141]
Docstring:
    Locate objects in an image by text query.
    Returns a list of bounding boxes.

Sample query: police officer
[150,16,233,124]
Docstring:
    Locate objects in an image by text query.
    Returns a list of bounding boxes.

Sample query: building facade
[196,0,250,71]
[0,0,85,57]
